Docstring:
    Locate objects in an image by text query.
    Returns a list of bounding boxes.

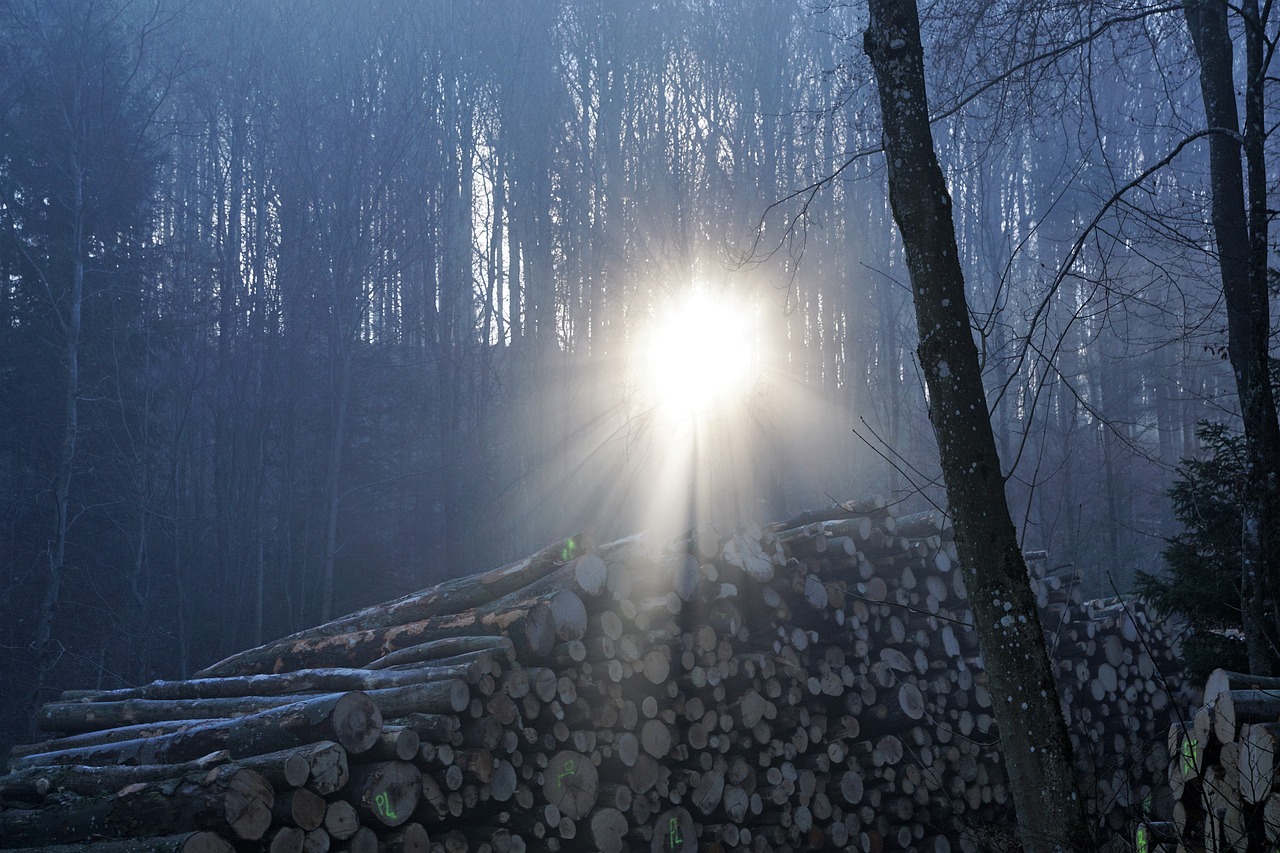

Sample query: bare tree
[1181,0,1280,673]
[863,0,1093,849]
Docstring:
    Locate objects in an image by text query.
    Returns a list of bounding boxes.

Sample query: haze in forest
[0,0,1248,750]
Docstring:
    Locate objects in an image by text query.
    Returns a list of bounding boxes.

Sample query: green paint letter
[375,791,397,821]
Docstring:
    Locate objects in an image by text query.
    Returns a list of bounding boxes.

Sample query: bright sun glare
[645,292,756,417]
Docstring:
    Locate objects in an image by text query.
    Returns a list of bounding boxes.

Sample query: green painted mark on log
[1181,733,1198,776]
[668,816,683,848]
[375,791,397,821]
[557,758,576,787]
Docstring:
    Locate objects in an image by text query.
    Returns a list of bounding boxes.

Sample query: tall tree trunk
[862,2,1093,850]
[321,343,353,623]
[1182,0,1280,674]
[33,163,85,722]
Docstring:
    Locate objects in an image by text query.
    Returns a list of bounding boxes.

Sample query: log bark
[12,692,380,770]
[191,591,586,675]
[47,664,483,709]
[0,765,273,845]
[0,750,230,802]
[367,636,515,670]
[0,832,235,853]
[197,536,590,677]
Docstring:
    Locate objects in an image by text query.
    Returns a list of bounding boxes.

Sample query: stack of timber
[1164,668,1280,852]
[1,498,1186,852]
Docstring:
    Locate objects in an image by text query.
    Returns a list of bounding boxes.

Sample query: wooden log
[197,534,590,677]
[765,500,871,532]
[48,663,488,708]
[392,712,462,746]
[1239,722,1280,805]
[367,636,516,670]
[269,827,306,853]
[0,831,236,853]
[342,760,420,827]
[363,724,420,762]
[37,671,453,735]
[302,827,331,853]
[8,719,219,760]
[272,786,328,830]
[362,680,472,717]
[195,590,587,674]
[0,764,273,845]
[11,692,380,770]
[0,750,230,802]
[720,530,775,582]
[1212,690,1280,744]
[235,741,349,795]
[890,510,943,538]
[651,806,697,852]
[333,826,378,853]
[1204,668,1280,705]
[324,799,360,841]
[589,807,629,853]
[383,823,431,853]
[541,750,598,820]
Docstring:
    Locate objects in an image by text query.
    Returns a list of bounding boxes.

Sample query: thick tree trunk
[862,2,1093,850]
[1182,0,1280,675]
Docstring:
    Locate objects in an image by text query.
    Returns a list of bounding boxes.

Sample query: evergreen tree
[1137,422,1250,682]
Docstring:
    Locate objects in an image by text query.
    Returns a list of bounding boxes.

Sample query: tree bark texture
[862,2,1093,849]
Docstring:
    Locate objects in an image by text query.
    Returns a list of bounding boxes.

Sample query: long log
[37,667,471,734]
[197,535,591,677]
[49,662,489,707]
[362,680,472,717]
[8,718,219,760]
[0,765,274,845]
[189,590,586,675]
[367,636,515,670]
[0,750,230,803]
[12,692,380,770]
[0,832,235,853]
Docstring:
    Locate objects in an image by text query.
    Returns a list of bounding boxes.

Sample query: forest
[0,0,1267,770]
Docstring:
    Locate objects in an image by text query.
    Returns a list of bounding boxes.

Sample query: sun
[643,291,757,418]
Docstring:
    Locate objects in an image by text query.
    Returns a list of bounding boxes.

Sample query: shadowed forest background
[0,0,1257,752]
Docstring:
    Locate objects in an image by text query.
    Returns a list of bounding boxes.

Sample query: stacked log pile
[1164,668,1280,852]
[1,499,1185,852]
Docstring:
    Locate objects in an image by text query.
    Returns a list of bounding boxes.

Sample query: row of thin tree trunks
[1,499,1184,852]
